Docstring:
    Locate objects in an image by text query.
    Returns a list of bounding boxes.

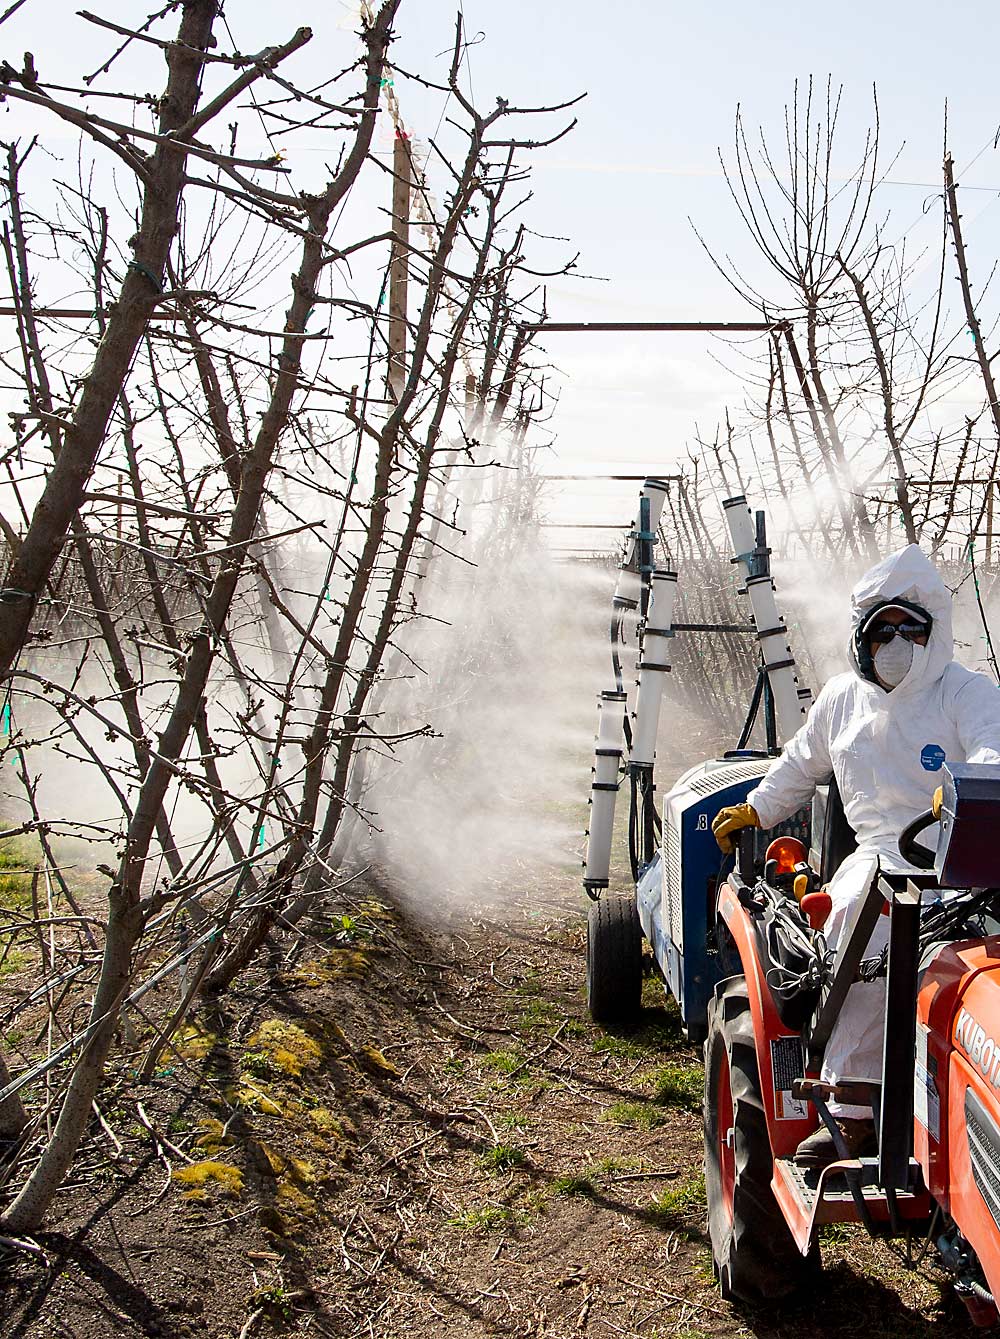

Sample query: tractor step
[772,1157,932,1253]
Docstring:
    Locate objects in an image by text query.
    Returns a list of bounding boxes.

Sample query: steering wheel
[898,810,938,869]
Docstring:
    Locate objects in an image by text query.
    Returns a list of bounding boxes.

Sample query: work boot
[794,1117,876,1169]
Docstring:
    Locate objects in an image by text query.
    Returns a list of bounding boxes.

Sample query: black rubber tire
[586,894,642,1025]
[704,977,818,1303]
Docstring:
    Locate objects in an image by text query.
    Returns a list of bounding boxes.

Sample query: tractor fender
[717,878,817,1158]
[916,939,1000,1205]
[920,940,1000,1301]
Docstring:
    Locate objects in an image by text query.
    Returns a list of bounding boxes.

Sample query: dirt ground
[0,863,988,1339]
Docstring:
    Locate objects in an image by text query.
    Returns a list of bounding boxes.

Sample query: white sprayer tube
[612,478,670,716]
[723,496,810,743]
[621,477,670,572]
[630,570,678,767]
[584,690,627,892]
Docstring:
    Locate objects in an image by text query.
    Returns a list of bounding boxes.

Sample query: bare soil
[0,864,986,1339]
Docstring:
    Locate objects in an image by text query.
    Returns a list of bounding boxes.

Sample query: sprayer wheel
[704,978,818,1303]
[586,894,643,1025]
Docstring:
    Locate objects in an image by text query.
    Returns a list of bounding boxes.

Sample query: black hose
[897,810,937,868]
[610,609,633,752]
[627,771,639,883]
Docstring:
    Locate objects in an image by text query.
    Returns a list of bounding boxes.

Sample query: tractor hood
[847,545,953,697]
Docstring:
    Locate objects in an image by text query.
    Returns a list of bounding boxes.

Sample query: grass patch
[448,1203,516,1233]
[649,1173,706,1226]
[592,1033,649,1061]
[0,837,35,914]
[552,1172,597,1197]
[481,1049,523,1076]
[551,1155,639,1199]
[0,948,29,982]
[634,989,688,1048]
[479,1143,526,1173]
[515,971,543,998]
[519,998,558,1030]
[521,1188,548,1216]
[646,1062,703,1112]
[591,1154,641,1176]
[496,1111,531,1133]
[603,1100,667,1131]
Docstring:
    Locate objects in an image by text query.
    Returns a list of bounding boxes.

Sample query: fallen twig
[0,1232,48,1263]
[135,1102,192,1164]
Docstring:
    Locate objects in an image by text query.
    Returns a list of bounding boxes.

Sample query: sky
[1,0,999,545]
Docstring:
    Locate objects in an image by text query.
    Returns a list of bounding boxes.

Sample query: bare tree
[0,1,578,1232]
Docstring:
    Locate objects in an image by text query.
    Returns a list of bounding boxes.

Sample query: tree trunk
[0,0,223,674]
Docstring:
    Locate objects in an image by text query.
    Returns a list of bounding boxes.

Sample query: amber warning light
[764,835,807,876]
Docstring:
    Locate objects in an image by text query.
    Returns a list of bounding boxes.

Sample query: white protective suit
[747,545,1000,1117]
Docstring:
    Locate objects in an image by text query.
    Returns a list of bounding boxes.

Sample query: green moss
[230,1080,284,1116]
[282,948,368,987]
[172,1159,243,1200]
[274,1180,317,1226]
[193,1118,232,1153]
[305,1107,342,1135]
[358,1044,400,1076]
[246,1020,322,1078]
[168,1021,218,1062]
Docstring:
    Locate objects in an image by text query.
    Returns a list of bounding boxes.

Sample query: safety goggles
[867,621,928,644]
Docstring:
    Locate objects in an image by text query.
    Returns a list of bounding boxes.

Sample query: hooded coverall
[747,545,1000,1118]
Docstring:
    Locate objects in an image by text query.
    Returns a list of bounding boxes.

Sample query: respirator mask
[873,635,915,687]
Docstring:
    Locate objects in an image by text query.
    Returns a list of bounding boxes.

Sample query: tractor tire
[586,894,642,1026]
[704,977,817,1303]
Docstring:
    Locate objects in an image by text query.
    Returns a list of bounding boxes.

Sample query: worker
[711,545,1000,1168]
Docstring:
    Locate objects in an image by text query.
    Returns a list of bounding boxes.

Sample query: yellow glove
[711,802,760,854]
[932,786,943,820]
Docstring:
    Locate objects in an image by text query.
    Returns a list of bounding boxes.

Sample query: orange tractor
[705,766,1000,1325]
[582,487,1000,1321]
